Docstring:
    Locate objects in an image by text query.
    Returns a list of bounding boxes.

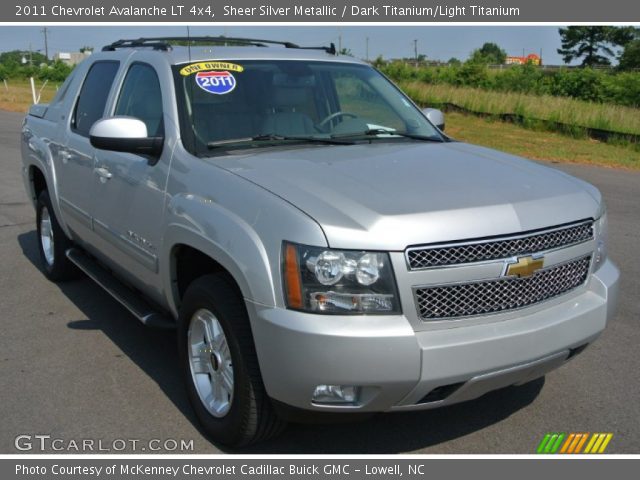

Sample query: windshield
[173,60,444,156]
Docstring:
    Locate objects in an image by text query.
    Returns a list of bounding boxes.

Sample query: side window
[114,63,164,137]
[72,61,120,137]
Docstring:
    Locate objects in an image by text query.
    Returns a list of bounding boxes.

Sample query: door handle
[94,167,113,181]
[60,151,72,163]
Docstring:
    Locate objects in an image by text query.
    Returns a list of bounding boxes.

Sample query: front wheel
[177,274,285,446]
[36,190,77,281]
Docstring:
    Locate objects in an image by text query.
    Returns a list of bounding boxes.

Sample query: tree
[557,26,634,66]
[619,39,640,70]
[0,49,48,66]
[338,47,353,57]
[447,57,461,66]
[79,46,94,53]
[372,55,385,68]
[468,42,507,65]
[39,61,74,82]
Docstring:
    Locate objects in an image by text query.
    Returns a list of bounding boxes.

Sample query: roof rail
[102,37,337,55]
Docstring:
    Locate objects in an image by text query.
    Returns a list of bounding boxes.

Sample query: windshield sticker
[195,71,237,95]
[179,62,244,76]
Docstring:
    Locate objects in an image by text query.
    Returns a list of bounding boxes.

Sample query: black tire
[177,273,286,447]
[36,190,77,281]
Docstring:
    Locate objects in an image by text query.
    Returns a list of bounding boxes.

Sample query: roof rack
[102,37,337,55]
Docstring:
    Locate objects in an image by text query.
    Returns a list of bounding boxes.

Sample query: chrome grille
[407,221,593,269]
[415,255,591,320]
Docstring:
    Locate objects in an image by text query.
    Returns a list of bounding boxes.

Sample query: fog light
[312,385,359,404]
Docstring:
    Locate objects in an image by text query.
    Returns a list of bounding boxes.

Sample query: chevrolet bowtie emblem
[505,255,544,278]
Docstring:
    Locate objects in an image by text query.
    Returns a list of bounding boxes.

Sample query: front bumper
[248,259,619,413]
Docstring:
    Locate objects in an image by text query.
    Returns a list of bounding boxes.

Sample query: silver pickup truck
[21,37,619,446]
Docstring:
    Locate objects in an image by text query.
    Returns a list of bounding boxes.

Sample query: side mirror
[90,117,163,158]
[422,108,445,131]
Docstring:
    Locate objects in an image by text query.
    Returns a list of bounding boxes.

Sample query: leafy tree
[455,62,490,87]
[0,49,48,66]
[0,58,20,78]
[372,55,385,68]
[618,39,640,70]
[557,26,634,66]
[447,57,461,65]
[610,27,637,47]
[338,47,353,56]
[468,42,507,64]
[38,61,74,82]
[79,46,94,53]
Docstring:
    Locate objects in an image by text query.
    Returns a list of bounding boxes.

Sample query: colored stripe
[598,434,613,453]
[544,434,559,453]
[541,432,614,454]
[590,433,606,453]
[197,71,231,76]
[537,433,552,453]
[550,433,566,453]
[584,433,598,453]
[560,433,575,453]
[567,434,582,453]
[575,433,589,453]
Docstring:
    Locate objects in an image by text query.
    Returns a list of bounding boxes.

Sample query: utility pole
[42,27,49,61]
[365,37,369,62]
[413,39,418,61]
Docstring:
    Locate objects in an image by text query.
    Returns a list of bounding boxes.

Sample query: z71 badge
[195,70,237,95]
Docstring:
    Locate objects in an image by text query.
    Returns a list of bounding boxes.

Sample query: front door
[90,62,170,291]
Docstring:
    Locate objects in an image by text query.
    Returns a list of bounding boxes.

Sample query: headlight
[283,242,401,314]
[594,203,608,271]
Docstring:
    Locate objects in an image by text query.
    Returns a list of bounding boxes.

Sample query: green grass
[445,111,640,170]
[399,81,640,136]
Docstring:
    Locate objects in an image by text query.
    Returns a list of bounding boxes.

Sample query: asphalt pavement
[0,110,638,454]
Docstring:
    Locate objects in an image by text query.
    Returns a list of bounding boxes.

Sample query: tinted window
[115,63,164,137]
[72,61,119,137]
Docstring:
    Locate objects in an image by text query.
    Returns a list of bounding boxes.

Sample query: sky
[0,25,575,64]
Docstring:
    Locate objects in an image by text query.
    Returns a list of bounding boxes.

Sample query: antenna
[186,26,192,61]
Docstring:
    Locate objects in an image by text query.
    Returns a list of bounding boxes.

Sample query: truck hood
[211,141,600,250]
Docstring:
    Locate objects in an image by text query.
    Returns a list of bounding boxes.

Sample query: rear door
[57,61,120,237]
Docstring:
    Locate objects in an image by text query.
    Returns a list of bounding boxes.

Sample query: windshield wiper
[207,134,353,149]
[331,128,444,142]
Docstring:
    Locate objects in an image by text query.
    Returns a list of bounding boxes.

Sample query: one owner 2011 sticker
[195,71,237,95]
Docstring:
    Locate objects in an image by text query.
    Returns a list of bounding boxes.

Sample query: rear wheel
[36,190,77,281]
[178,274,285,446]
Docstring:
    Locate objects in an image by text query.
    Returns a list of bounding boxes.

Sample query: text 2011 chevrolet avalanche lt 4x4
[21,37,619,446]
